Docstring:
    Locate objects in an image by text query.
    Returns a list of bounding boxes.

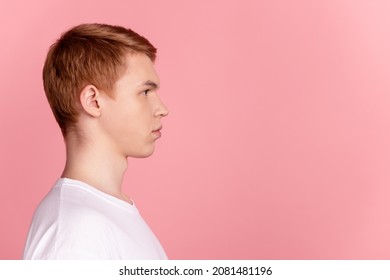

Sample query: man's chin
[126,148,155,159]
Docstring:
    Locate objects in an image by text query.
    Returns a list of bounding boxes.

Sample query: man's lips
[152,126,162,138]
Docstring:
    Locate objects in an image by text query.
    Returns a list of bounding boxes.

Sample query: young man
[23,23,169,259]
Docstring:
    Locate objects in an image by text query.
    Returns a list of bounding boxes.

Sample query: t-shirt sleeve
[45,250,102,260]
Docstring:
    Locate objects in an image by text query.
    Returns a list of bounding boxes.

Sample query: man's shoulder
[35,181,114,229]
[57,188,114,229]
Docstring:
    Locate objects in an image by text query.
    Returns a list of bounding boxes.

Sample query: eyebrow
[141,80,159,90]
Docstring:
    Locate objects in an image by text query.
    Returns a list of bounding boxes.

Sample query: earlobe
[79,85,101,117]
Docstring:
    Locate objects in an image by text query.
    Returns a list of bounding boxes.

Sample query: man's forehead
[123,53,160,86]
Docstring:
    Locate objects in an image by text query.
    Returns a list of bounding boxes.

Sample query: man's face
[100,53,169,158]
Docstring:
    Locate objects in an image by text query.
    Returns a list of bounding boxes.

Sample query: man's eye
[143,89,150,96]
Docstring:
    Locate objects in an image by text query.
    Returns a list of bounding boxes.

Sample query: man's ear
[79,85,101,117]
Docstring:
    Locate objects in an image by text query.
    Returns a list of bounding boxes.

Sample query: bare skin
[62,53,169,204]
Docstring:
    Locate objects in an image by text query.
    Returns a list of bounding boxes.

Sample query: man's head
[43,23,168,157]
[43,23,157,136]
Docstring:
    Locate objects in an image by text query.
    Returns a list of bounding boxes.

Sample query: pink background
[1,0,390,259]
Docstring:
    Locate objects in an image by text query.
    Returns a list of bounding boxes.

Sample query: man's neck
[61,133,131,204]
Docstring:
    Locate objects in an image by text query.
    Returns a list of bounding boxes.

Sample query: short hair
[43,23,157,135]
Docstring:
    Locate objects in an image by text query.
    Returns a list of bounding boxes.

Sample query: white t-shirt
[23,178,167,260]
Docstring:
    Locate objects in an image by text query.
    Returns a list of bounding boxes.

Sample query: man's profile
[23,23,169,259]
